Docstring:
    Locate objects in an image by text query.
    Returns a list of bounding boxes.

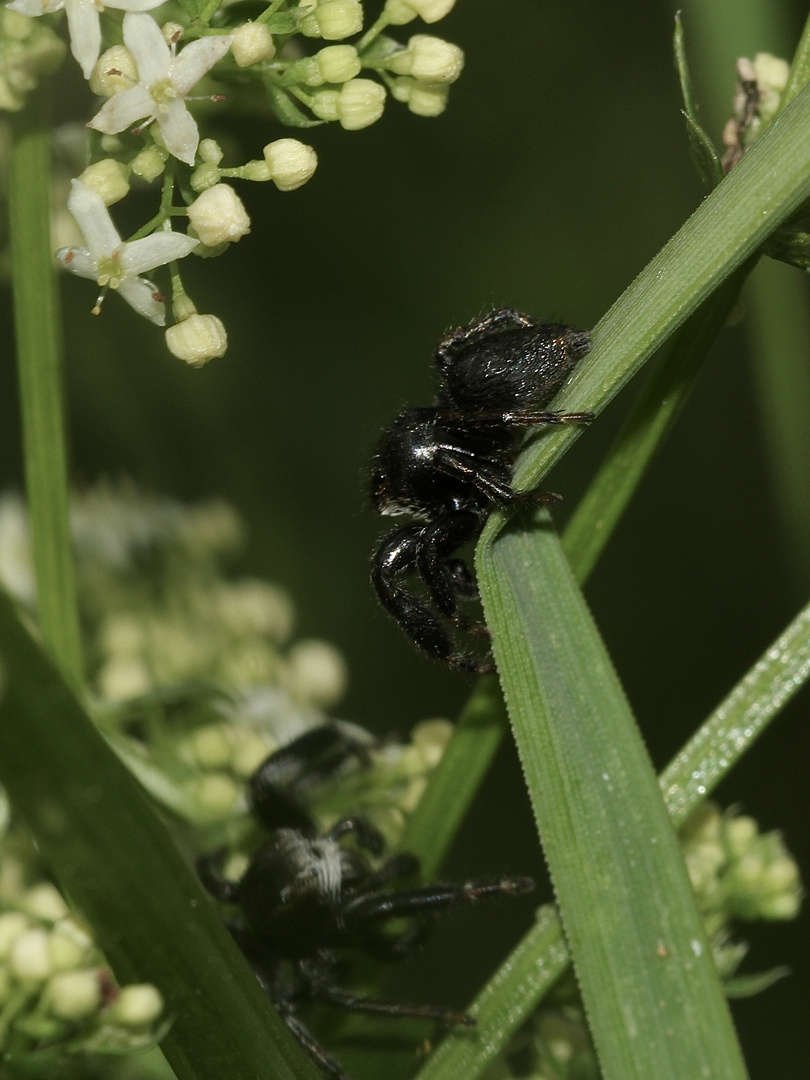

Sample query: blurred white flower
[56,180,198,324]
[7,0,164,79]
[88,13,233,166]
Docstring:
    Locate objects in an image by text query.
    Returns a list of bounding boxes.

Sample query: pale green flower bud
[310,88,340,121]
[232,21,276,67]
[188,774,241,817]
[48,919,94,972]
[107,984,163,1028]
[725,815,757,856]
[97,655,151,700]
[89,45,137,97]
[384,0,455,24]
[317,44,361,82]
[230,730,273,777]
[215,579,294,640]
[288,56,324,86]
[0,912,30,958]
[190,162,221,193]
[407,81,449,116]
[22,882,69,922]
[199,139,224,165]
[389,34,463,84]
[130,146,167,182]
[758,891,801,919]
[188,724,232,769]
[77,158,130,207]
[336,78,386,129]
[263,138,318,191]
[10,928,51,982]
[46,970,101,1021]
[0,10,66,111]
[187,184,251,246]
[166,314,228,367]
[411,718,453,767]
[300,0,364,41]
[286,639,347,708]
[161,22,184,47]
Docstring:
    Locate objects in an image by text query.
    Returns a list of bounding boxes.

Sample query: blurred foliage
[1,0,809,1075]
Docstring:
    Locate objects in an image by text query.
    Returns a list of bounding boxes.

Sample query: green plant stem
[782,8,810,107]
[9,84,82,686]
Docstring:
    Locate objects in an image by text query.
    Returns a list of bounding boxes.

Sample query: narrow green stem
[9,84,82,687]
[781,9,810,108]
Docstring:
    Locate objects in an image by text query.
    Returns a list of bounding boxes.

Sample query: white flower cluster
[2,0,464,359]
[0,860,163,1058]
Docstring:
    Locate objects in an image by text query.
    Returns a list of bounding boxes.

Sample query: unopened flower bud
[130,146,166,181]
[22,883,69,922]
[189,774,241,816]
[190,162,221,193]
[390,34,463,83]
[300,0,363,40]
[317,44,361,82]
[725,815,757,856]
[97,655,151,700]
[384,0,455,24]
[286,639,347,707]
[310,88,340,121]
[10,928,51,982]
[107,983,163,1028]
[49,919,94,971]
[232,21,276,67]
[242,160,273,181]
[0,913,29,958]
[46,969,102,1021]
[263,138,318,191]
[77,158,130,206]
[161,21,184,46]
[407,81,449,116]
[199,139,224,165]
[89,45,137,97]
[411,718,453,767]
[188,724,232,769]
[166,314,228,367]
[336,78,386,129]
[187,184,251,246]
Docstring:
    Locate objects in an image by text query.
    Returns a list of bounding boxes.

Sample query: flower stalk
[8,83,82,687]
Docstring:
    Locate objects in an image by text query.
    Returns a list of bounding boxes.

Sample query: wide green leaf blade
[478,519,747,1080]
[0,590,318,1080]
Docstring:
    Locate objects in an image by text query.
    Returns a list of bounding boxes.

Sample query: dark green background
[2,0,808,1074]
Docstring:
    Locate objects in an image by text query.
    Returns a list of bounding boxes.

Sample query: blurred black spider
[197,725,534,1080]
[369,307,593,673]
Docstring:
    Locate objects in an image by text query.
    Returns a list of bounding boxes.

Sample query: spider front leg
[371,524,492,673]
[415,507,488,634]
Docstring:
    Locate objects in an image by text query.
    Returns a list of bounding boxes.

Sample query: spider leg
[326,817,386,858]
[308,981,476,1028]
[414,508,487,633]
[434,447,562,508]
[279,1007,354,1080]
[435,308,538,373]
[343,876,535,924]
[371,525,492,673]
[249,726,372,834]
[435,408,595,428]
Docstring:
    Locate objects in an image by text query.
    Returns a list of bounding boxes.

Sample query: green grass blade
[478,520,747,1080]
[562,262,751,582]
[0,590,318,1080]
[416,589,810,1080]
[9,89,82,685]
[507,81,810,500]
[397,676,507,879]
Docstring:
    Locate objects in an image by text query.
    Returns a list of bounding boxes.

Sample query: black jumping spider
[369,307,593,673]
[197,725,533,1080]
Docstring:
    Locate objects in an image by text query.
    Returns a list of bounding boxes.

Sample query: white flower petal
[121,232,198,274]
[64,0,101,78]
[108,0,164,10]
[7,0,64,13]
[170,34,233,95]
[88,85,155,135]
[157,99,199,165]
[67,181,120,258]
[122,12,170,85]
[55,247,98,280]
[117,276,166,325]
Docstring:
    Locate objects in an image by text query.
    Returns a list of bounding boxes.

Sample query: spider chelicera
[197,725,534,1080]
[369,307,593,673]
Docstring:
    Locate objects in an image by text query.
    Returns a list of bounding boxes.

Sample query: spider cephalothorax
[370,307,593,672]
[197,725,534,1080]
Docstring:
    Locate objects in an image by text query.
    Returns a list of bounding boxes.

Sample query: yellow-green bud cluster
[681,802,802,927]
[0,8,66,111]
[0,859,163,1057]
